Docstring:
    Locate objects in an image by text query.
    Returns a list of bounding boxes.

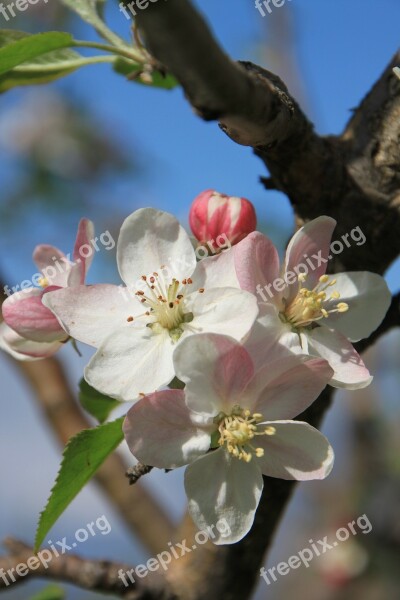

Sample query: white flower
[44,208,259,400]
[123,333,335,544]
[230,216,391,389]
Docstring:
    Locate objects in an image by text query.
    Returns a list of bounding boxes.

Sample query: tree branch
[135,0,400,275]
[0,538,171,599]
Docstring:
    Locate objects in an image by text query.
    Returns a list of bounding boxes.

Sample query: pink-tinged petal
[2,287,66,343]
[0,322,63,360]
[190,247,240,289]
[69,218,95,286]
[187,287,259,342]
[233,232,281,303]
[123,390,211,469]
[185,448,263,544]
[307,327,372,390]
[117,208,196,289]
[43,284,141,347]
[322,271,391,342]
[247,356,333,420]
[85,326,175,401]
[173,333,255,417]
[284,216,336,294]
[256,421,334,480]
[33,244,71,287]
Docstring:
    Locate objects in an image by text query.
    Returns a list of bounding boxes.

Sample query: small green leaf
[79,379,121,424]
[35,418,124,551]
[29,584,65,600]
[0,30,75,75]
[113,58,179,90]
[0,30,116,91]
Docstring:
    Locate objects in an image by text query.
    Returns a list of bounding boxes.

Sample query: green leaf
[113,58,179,90]
[0,30,116,92]
[0,30,75,75]
[35,418,124,551]
[29,585,65,600]
[79,379,121,424]
[60,0,125,48]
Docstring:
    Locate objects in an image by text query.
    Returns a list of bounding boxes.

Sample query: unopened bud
[189,189,257,246]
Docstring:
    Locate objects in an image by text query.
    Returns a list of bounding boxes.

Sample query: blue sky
[0,1,399,598]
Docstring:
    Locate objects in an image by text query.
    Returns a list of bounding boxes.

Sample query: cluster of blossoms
[0,191,391,544]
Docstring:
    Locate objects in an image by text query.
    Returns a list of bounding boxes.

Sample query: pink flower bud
[189,190,257,246]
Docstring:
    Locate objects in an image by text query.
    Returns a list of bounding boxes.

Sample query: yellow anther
[319,275,329,283]
[264,426,276,436]
[38,277,49,288]
[337,302,349,312]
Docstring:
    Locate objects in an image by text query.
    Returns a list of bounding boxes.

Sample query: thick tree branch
[135,0,400,274]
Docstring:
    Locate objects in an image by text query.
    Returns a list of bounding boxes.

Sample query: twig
[126,463,153,485]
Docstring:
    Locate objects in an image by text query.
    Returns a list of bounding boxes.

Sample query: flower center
[283,274,349,329]
[129,271,203,341]
[214,406,276,462]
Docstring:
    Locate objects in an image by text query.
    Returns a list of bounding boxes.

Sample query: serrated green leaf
[35,418,124,551]
[79,379,121,424]
[29,584,65,600]
[60,0,125,48]
[113,57,179,90]
[0,30,75,75]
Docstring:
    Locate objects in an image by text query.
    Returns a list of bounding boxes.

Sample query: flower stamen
[283,274,349,329]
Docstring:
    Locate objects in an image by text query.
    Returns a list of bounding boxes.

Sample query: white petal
[117,208,196,288]
[43,284,141,347]
[123,390,211,468]
[245,356,333,420]
[256,421,334,480]
[173,333,254,417]
[323,271,391,341]
[307,327,372,390]
[190,247,239,289]
[188,287,258,341]
[33,244,71,287]
[85,326,175,401]
[244,307,299,371]
[184,448,263,544]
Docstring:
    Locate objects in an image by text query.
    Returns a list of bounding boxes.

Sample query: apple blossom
[123,333,335,544]
[0,218,94,360]
[189,189,257,247]
[229,216,391,389]
[43,208,259,401]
